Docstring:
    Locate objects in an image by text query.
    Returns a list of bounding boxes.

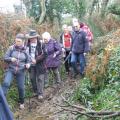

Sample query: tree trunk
[74,0,80,18]
[38,0,46,24]
[23,0,32,15]
[89,0,99,16]
[101,0,109,17]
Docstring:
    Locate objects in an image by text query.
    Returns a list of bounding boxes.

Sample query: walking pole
[25,70,32,112]
[63,52,71,64]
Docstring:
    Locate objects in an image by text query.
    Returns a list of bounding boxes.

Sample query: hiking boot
[38,95,43,100]
[20,104,25,109]
[73,72,79,79]
[44,83,49,88]
[80,73,85,78]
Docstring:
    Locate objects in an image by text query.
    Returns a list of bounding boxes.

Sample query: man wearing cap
[26,30,47,100]
[2,33,31,109]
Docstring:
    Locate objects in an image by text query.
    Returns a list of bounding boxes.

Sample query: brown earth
[14,77,79,120]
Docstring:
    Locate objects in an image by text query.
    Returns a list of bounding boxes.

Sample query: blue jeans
[2,70,25,104]
[71,53,86,75]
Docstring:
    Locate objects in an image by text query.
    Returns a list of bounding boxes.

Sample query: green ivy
[72,78,92,108]
[106,47,120,83]
[72,46,120,119]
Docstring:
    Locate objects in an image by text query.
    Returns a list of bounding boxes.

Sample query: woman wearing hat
[26,30,47,100]
[2,33,31,109]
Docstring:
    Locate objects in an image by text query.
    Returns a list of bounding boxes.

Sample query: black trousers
[29,66,37,93]
[64,51,71,73]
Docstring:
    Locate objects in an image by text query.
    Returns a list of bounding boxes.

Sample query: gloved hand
[62,48,66,57]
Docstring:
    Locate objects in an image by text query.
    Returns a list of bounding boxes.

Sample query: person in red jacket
[80,23,93,48]
[60,24,72,74]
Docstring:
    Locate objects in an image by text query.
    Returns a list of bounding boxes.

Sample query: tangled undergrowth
[86,29,120,90]
[71,29,120,120]
[0,14,60,81]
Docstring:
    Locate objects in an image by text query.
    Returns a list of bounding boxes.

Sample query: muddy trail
[15,77,79,120]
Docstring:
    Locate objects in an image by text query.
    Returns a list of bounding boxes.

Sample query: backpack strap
[9,45,14,57]
[22,49,28,63]
[40,42,43,54]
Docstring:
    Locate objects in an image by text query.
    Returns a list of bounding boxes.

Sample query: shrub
[106,46,120,83]
[72,78,92,108]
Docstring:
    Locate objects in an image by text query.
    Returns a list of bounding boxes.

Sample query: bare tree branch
[57,95,120,119]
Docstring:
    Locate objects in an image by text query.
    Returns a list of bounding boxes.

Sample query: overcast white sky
[0,0,21,12]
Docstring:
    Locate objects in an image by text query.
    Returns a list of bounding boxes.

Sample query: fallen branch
[61,107,103,118]
[61,95,87,111]
[57,95,120,119]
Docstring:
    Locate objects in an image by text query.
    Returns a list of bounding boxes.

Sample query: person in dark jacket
[71,22,90,78]
[60,24,72,75]
[0,85,14,120]
[2,33,31,109]
[42,32,62,86]
[26,30,39,95]
[26,30,47,100]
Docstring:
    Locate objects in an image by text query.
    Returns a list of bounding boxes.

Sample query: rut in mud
[15,77,79,120]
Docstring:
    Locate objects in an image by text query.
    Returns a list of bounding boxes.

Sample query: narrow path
[15,77,79,120]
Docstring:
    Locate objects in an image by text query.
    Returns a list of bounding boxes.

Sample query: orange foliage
[93,14,120,34]
[86,29,120,87]
[0,13,60,75]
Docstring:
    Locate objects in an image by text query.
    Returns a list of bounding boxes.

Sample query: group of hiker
[0,18,93,119]
[60,18,93,77]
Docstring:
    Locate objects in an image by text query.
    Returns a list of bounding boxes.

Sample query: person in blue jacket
[0,85,14,120]
[2,33,31,109]
[71,22,90,78]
